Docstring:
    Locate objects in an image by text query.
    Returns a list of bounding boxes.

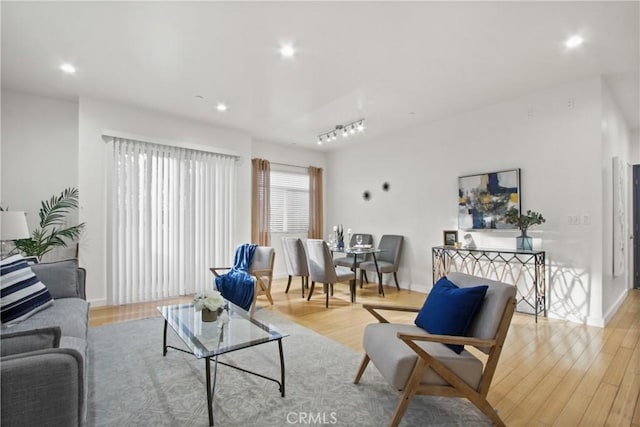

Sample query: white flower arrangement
[193,289,225,313]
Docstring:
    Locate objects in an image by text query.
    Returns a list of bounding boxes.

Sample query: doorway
[634,165,640,289]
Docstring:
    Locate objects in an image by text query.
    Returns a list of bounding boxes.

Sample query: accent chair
[353,272,516,427]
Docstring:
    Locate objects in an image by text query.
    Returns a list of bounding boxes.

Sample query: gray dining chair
[281,237,309,298]
[305,239,355,308]
[359,234,404,296]
[334,234,373,284]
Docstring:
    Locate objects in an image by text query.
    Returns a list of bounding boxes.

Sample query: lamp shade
[1,211,30,241]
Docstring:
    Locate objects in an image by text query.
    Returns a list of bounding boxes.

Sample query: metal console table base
[432,246,546,322]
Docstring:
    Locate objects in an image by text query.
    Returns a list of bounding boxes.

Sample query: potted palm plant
[13,187,85,260]
[504,208,545,251]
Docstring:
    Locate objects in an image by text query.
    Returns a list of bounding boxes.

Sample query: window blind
[270,169,309,233]
[110,137,236,304]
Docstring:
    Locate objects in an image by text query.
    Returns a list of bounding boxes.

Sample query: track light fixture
[317,119,365,145]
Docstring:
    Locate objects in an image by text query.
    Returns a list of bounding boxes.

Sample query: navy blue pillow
[414,276,488,354]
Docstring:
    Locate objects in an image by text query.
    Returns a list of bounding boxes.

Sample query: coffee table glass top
[158,302,288,359]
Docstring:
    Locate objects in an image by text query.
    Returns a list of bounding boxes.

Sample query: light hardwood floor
[89,278,640,426]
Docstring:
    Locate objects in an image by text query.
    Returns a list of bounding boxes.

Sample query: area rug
[87,308,490,426]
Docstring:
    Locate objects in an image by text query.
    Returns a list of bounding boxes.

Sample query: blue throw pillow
[415,276,488,354]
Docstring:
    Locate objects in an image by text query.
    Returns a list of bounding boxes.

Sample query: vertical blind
[270,169,309,233]
[110,138,236,305]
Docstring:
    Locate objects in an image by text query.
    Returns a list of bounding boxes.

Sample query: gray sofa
[1,259,89,427]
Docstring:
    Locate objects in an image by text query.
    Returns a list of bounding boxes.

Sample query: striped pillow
[1,254,54,325]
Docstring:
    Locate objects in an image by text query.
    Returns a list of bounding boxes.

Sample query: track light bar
[317,118,365,145]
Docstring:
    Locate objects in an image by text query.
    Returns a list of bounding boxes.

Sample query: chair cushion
[334,266,354,282]
[447,272,516,354]
[359,260,395,273]
[363,323,484,391]
[334,256,364,268]
[5,298,89,339]
[250,246,274,272]
[414,276,488,354]
[1,255,54,325]
[0,326,61,357]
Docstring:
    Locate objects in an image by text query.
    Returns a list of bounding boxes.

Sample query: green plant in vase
[504,208,545,250]
[13,187,85,260]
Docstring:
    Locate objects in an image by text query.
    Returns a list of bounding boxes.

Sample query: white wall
[601,80,634,323]
[251,139,327,278]
[78,97,253,305]
[1,90,79,260]
[326,78,609,324]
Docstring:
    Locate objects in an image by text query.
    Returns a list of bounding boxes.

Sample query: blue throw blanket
[214,243,258,311]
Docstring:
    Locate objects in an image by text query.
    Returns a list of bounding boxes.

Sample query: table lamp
[1,211,30,258]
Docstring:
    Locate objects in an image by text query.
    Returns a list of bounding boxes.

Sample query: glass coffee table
[158,301,288,426]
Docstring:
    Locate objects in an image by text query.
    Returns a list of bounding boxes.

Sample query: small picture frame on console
[443,230,458,247]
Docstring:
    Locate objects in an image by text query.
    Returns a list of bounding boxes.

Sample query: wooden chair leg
[354,354,370,384]
[363,271,369,283]
[330,283,334,296]
[393,272,400,290]
[301,277,305,298]
[360,270,364,288]
[307,282,315,301]
[250,293,257,317]
[378,272,385,297]
[390,360,428,427]
[285,275,292,293]
[472,397,506,427]
[263,285,274,305]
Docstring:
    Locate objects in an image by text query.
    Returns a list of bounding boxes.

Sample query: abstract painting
[458,169,520,230]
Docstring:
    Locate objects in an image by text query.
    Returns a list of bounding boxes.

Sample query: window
[110,137,236,304]
[270,168,309,233]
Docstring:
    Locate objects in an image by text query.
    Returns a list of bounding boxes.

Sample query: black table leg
[206,357,213,426]
[372,253,384,296]
[163,320,168,356]
[350,253,359,303]
[278,339,285,397]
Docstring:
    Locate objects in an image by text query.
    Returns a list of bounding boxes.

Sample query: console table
[432,246,546,322]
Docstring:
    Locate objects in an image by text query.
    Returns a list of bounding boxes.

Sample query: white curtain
[110,137,236,305]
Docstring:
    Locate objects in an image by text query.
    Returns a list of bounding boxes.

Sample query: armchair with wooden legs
[353,272,516,427]
[210,246,275,317]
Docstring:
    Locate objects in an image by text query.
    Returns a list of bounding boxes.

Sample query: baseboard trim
[602,288,629,326]
[89,298,107,307]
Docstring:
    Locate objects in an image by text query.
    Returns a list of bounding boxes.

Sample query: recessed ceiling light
[280,44,295,58]
[216,103,227,112]
[195,95,204,99]
[60,63,76,74]
[565,35,584,49]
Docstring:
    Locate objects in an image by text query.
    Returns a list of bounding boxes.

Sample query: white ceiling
[2,2,638,150]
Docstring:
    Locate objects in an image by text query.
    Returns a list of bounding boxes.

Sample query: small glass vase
[516,234,533,251]
[201,308,218,322]
[337,240,345,250]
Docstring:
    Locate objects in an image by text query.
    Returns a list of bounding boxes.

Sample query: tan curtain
[251,158,271,246]
[308,166,324,239]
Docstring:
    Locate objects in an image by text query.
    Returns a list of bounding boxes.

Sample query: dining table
[330,245,382,303]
